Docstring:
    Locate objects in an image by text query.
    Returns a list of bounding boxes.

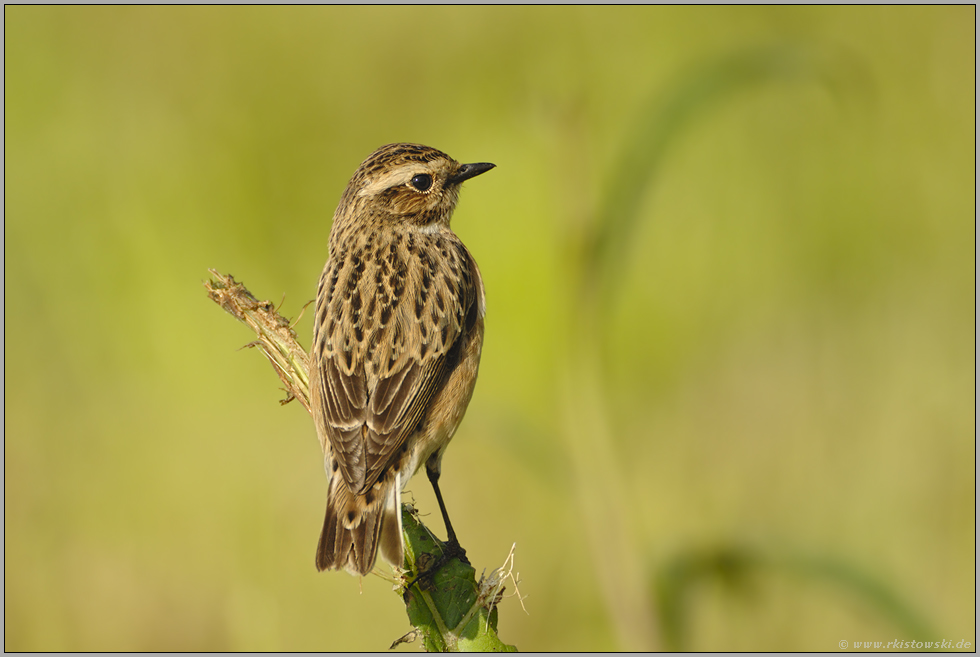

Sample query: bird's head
[335,143,494,232]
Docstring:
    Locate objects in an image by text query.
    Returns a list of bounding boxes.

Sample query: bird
[309,143,494,576]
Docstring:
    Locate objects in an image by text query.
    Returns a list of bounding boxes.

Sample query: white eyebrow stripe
[357,165,435,198]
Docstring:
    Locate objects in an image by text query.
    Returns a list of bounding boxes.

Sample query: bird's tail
[316,470,402,576]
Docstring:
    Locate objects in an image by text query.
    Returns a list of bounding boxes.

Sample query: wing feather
[312,232,477,496]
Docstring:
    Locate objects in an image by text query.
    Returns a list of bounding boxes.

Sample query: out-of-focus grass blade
[653,545,939,652]
[580,44,868,315]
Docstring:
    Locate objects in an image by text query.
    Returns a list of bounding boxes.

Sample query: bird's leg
[402,463,469,599]
[427,464,468,564]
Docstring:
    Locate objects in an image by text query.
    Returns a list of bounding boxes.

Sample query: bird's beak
[448,162,495,185]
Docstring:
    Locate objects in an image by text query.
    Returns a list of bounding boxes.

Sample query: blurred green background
[4,6,975,651]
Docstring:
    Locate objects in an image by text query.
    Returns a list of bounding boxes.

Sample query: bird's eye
[410,173,433,192]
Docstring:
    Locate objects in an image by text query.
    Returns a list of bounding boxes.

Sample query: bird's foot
[402,538,469,600]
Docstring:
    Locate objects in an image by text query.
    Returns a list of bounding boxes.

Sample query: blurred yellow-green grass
[4,6,974,651]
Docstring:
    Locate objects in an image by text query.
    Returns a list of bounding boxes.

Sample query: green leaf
[400,506,518,652]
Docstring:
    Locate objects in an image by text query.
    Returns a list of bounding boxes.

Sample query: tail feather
[316,470,402,575]
[378,480,403,568]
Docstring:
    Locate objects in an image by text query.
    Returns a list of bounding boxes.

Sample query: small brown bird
[310,143,493,576]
